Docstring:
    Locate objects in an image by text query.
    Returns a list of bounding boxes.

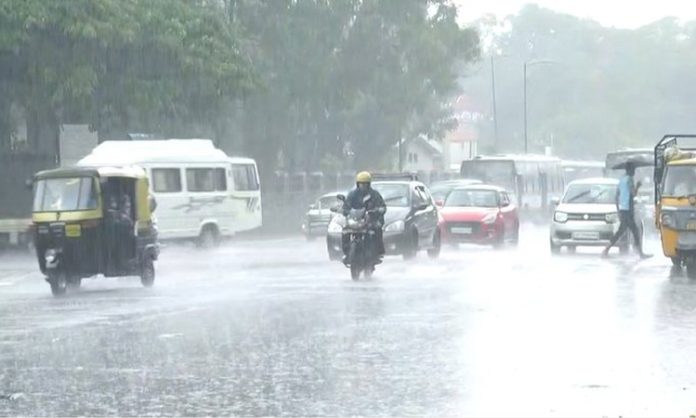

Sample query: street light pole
[523,61,528,154]
[491,56,499,151]
[523,59,557,155]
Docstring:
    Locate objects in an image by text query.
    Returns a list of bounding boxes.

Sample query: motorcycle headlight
[554,211,568,223]
[482,213,498,224]
[384,220,405,232]
[661,212,676,228]
[605,212,619,224]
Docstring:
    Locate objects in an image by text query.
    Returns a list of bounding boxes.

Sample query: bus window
[232,164,260,191]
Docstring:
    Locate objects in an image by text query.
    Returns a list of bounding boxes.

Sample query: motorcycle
[334,195,382,281]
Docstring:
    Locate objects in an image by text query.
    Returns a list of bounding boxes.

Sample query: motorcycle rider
[342,171,387,265]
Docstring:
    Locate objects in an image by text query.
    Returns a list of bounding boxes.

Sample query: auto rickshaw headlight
[661,212,676,228]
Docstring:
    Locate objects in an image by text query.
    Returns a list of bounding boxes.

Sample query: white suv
[550,178,643,254]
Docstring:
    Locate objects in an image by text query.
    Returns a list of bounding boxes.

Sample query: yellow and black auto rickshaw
[31,166,159,296]
[654,134,696,277]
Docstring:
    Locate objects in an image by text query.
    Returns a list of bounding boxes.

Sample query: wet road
[1,225,695,416]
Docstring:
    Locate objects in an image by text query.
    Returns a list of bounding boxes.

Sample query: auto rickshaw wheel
[687,261,696,280]
[48,272,68,297]
[671,257,681,267]
[140,257,155,287]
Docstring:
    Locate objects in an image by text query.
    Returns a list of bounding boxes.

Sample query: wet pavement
[1,225,695,416]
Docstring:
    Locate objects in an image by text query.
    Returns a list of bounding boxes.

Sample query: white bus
[460,154,564,211]
[78,139,261,245]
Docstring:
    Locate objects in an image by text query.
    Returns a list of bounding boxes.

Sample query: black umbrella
[611,156,653,170]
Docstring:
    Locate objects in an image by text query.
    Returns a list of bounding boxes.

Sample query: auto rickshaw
[654,134,696,277]
[31,166,159,296]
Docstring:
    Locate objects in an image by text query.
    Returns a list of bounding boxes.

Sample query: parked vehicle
[78,139,261,246]
[654,135,696,276]
[326,180,441,261]
[550,178,643,254]
[302,192,344,239]
[31,166,159,296]
[439,185,519,248]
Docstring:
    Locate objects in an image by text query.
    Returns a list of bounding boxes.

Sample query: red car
[438,185,519,248]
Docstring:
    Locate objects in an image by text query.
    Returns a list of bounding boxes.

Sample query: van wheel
[198,226,219,249]
[48,272,68,297]
[140,257,155,287]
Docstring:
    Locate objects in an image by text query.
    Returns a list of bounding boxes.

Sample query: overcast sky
[454,0,695,29]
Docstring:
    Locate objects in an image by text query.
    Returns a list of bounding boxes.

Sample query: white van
[78,139,262,245]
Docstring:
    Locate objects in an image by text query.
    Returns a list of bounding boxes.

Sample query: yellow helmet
[356,171,372,183]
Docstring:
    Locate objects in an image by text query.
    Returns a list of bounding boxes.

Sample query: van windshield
[33,177,98,212]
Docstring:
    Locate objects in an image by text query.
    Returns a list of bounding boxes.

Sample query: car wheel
[619,243,629,255]
[403,229,418,260]
[427,230,441,259]
[550,238,561,255]
[510,223,520,247]
[493,228,505,249]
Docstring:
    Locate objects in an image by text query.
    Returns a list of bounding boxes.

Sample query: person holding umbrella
[602,159,652,258]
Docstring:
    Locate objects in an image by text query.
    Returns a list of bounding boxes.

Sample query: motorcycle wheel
[48,272,68,297]
[350,264,361,281]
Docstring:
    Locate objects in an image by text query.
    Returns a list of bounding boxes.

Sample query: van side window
[186,168,215,192]
[214,168,227,191]
[152,168,182,193]
[232,164,260,191]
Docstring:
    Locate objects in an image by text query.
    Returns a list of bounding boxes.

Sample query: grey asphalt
[0,225,694,417]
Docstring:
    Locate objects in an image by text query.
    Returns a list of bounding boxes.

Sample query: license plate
[65,224,81,238]
[572,231,599,240]
[688,221,696,230]
[451,227,473,234]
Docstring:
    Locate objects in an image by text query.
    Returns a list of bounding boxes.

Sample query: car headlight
[482,213,497,224]
[327,215,345,233]
[554,211,568,223]
[661,212,676,228]
[605,212,619,224]
[384,220,405,232]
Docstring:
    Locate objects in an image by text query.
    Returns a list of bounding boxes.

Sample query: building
[442,95,483,171]
[394,135,444,172]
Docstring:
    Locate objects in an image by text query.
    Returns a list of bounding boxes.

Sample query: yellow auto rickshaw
[31,166,159,296]
[654,134,696,277]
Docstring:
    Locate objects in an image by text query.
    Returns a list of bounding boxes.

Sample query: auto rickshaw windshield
[33,177,98,212]
[663,166,696,197]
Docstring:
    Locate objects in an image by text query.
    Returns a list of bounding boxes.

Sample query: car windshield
[372,183,409,207]
[319,196,339,209]
[33,177,98,212]
[562,183,617,204]
[430,180,480,201]
[445,189,498,208]
[663,166,696,197]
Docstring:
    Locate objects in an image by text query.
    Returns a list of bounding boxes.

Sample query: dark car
[326,181,441,260]
[302,192,344,240]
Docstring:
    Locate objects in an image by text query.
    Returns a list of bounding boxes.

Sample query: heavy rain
[2,1,696,417]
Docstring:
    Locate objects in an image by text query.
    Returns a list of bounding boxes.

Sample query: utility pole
[491,56,499,152]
